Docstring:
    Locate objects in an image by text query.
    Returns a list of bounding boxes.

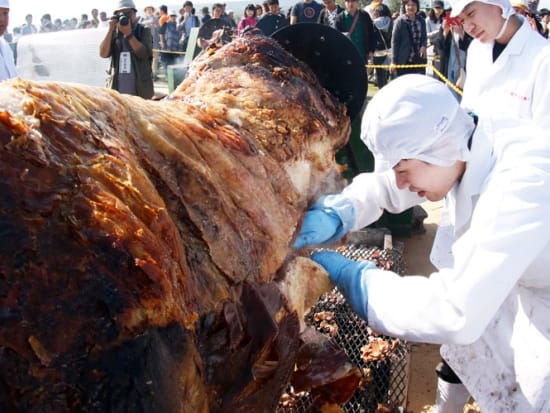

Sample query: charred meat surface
[0,32,352,412]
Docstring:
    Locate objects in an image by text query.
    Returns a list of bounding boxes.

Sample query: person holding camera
[99,0,154,99]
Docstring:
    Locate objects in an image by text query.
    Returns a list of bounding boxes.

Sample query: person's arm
[365,127,550,344]
[290,5,298,24]
[126,26,152,59]
[99,17,117,58]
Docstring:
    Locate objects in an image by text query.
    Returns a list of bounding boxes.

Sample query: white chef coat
[0,37,16,81]
[339,118,550,412]
[461,19,550,123]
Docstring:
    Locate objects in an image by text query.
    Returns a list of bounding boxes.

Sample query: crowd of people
[1,0,550,411]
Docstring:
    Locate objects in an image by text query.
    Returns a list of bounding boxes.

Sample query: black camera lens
[119,15,129,26]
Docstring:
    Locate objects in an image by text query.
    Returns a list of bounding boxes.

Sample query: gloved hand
[293,195,355,249]
[311,251,377,321]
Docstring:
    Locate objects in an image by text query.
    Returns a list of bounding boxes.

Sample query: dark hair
[268,0,279,5]
[401,0,420,13]
[160,5,168,12]
[246,3,256,10]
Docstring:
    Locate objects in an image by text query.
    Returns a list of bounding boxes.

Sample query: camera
[443,11,461,26]
[118,14,130,26]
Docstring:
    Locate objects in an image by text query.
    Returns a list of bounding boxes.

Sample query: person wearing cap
[99,0,154,99]
[293,74,550,413]
[0,0,16,81]
[512,0,543,32]
[449,0,550,122]
[158,10,181,72]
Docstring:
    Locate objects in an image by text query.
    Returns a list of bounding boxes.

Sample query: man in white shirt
[0,0,15,81]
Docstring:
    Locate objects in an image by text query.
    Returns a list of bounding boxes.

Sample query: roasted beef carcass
[0,32,359,412]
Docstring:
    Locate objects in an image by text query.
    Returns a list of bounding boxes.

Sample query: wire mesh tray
[277,239,409,413]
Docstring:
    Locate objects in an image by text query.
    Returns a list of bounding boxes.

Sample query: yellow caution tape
[365,62,463,96]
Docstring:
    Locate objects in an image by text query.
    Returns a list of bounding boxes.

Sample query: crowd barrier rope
[365,62,463,96]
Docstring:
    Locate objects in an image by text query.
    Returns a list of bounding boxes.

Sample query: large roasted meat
[0,32,356,412]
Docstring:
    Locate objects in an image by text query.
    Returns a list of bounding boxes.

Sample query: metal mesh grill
[277,242,409,413]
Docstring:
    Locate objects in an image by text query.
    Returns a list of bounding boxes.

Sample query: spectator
[99,11,110,27]
[212,3,225,20]
[21,14,37,36]
[159,4,169,26]
[226,9,238,28]
[426,0,444,74]
[91,8,100,27]
[40,14,55,33]
[255,0,288,35]
[99,0,154,99]
[54,18,63,31]
[140,5,160,79]
[200,6,211,24]
[178,1,200,50]
[335,0,376,63]
[79,14,91,29]
[434,10,472,99]
[391,0,428,77]
[262,1,270,14]
[540,7,550,37]
[0,0,16,80]
[158,10,180,73]
[318,0,344,29]
[512,0,543,33]
[256,4,264,17]
[237,4,258,34]
[372,3,393,88]
[290,0,323,24]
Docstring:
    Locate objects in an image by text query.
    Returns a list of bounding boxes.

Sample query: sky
[8,1,173,29]
[8,0,550,30]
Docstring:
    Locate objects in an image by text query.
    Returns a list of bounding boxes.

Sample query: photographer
[99,0,154,99]
[434,10,472,98]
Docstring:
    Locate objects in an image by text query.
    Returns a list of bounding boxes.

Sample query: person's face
[212,6,223,18]
[456,2,505,43]
[393,159,461,201]
[246,8,255,16]
[268,4,279,13]
[323,0,336,10]
[542,14,550,23]
[184,5,193,13]
[344,0,359,13]
[433,5,443,16]
[0,8,8,36]
[404,0,418,17]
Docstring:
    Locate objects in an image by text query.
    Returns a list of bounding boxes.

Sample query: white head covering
[0,0,9,8]
[361,75,475,171]
[450,0,514,17]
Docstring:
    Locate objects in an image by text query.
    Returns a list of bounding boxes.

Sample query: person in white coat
[0,0,16,81]
[450,0,550,122]
[294,74,550,413]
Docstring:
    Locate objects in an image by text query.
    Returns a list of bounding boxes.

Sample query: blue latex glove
[311,251,377,321]
[293,195,355,249]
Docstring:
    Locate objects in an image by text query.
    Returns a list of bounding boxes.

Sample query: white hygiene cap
[361,74,475,171]
[450,0,514,17]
